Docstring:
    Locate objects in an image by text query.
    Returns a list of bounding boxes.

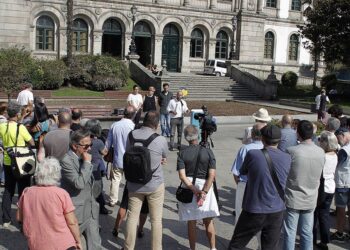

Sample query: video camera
[194,106,217,147]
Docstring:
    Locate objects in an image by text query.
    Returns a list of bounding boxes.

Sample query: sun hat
[252,108,271,122]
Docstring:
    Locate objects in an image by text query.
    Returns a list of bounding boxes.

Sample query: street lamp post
[129,4,138,55]
[229,16,237,60]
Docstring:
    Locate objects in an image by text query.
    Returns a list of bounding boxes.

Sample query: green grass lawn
[52,87,104,97]
[121,77,136,91]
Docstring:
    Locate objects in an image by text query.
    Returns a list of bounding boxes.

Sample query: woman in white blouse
[313,131,338,249]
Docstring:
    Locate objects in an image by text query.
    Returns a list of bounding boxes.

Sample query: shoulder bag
[176,146,201,203]
[5,123,36,179]
[261,148,285,201]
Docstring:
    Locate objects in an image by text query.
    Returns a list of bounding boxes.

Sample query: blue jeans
[313,193,334,244]
[283,208,314,250]
[160,113,170,136]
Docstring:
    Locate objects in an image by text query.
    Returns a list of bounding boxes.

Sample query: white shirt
[127,93,143,110]
[315,94,330,110]
[16,89,33,106]
[323,153,338,193]
[105,118,135,169]
[167,98,189,119]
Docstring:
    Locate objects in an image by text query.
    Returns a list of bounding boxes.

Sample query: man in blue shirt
[228,125,291,250]
[231,124,264,224]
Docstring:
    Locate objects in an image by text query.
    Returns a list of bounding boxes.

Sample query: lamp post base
[126,54,140,61]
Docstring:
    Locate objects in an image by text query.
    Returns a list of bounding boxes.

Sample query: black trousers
[228,210,284,250]
[170,117,184,148]
[133,109,142,126]
[2,164,31,223]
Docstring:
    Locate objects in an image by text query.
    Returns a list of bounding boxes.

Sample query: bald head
[124,105,136,119]
[58,112,72,128]
[282,114,293,128]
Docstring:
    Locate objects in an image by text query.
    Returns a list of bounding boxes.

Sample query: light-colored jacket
[335,143,350,188]
[285,142,325,210]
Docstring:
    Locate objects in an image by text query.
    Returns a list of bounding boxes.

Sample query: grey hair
[184,125,199,142]
[70,129,91,147]
[327,117,341,132]
[35,157,61,186]
[84,119,101,137]
[7,101,22,118]
[319,131,338,152]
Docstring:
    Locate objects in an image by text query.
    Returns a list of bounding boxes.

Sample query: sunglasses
[78,143,92,149]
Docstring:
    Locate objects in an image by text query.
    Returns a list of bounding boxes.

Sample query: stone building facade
[0,0,312,73]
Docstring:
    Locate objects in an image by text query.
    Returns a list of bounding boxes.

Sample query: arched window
[266,0,277,8]
[291,0,301,11]
[215,31,228,59]
[134,21,152,37]
[190,28,203,58]
[36,16,55,51]
[264,32,274,59]
[73,18,88,52]
[103,18,122,35]
[289,34,299,61]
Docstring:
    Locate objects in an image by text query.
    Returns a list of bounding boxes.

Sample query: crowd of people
[0,82,350,250]
[230,107,350,250]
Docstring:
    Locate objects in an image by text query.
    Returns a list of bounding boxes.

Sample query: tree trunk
[66,0,73,67]
[313,53,319,90]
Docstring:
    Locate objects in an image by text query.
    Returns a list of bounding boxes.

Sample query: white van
[203,59,227,76]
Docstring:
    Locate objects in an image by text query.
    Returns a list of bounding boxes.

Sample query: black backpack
[123,132,159,184]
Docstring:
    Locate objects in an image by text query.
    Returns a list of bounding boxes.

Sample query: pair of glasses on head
[78,143,92,149]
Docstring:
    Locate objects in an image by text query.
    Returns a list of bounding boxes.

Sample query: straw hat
[252,108,271,122]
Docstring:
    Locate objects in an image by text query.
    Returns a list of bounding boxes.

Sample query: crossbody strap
[261,148,285,202]
[191,146,202,185]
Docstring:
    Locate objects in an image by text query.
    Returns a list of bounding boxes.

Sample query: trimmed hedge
[31,60,68,90]
[281,71,298,88]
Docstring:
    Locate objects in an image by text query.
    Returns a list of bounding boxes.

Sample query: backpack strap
[128,132,159,148]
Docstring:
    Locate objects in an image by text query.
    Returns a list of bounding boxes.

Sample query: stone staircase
[165,72,260,101]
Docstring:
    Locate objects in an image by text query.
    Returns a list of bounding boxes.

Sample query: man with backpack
[123,111,168,250]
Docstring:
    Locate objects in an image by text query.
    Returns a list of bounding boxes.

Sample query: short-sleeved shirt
[18,186,76,250]
[0,122,32,165]
[240,147,291,213]
[43,128,71,160]
[167,99,189,119]
[126,126,168,193]
[16,89,33,106]
[177,144,216,179]
[127,93,143,110]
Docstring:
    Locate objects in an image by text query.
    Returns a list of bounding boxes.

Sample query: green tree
[298,0,350,88]
[0,48,34,101]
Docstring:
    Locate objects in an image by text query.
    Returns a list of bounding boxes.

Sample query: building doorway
[162,23,180,72]
[134,21,153,67]
[102,18,122,58]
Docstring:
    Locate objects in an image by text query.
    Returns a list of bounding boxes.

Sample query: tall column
[154,35,163,67]
[241,0,247,10]
[125,32,132,57]
[257,0,263,13]
[210,0,217,9]
[181,37,191,72]
[93,30,103,55]
[59,27,67,57]
[183,0,190,6]
[208,38,216,59]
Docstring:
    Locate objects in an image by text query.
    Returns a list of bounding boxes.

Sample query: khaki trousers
[124,183,165,250]
[109,167,123,205]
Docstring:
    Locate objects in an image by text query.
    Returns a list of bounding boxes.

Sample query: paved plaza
[0,115,349,250]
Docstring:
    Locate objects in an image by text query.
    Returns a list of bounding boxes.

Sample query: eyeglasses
[78,143,92,149]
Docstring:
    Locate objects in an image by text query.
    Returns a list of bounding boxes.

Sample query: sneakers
[330,231,349,242]
[315,242,329,250]
[3,221,11,228]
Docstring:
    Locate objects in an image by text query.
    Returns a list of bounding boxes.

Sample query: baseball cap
[261,124,281,140]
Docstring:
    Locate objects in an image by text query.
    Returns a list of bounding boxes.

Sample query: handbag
[5,123,36,179]
[176,146,201,203]
[261,148,285,201]
[103,146,114,163]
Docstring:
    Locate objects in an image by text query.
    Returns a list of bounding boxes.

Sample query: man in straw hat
[242,108,271,145]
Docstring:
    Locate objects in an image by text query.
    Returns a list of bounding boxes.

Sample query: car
[203,59,227,76]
